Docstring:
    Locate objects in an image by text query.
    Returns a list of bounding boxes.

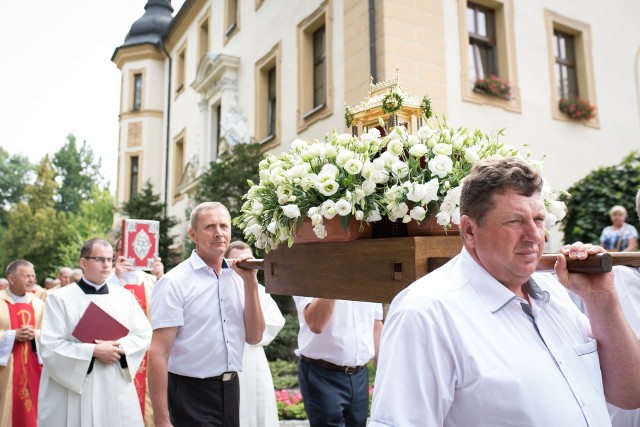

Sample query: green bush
[265,313,299,361]
[270,359,299,390]
[561,151,640,245]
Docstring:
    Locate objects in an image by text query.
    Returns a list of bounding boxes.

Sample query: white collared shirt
[293,297,382,367]
[370,248,611,427]
[151,251,246,378]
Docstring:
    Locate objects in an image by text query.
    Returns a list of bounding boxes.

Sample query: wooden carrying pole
[238,252,640,274]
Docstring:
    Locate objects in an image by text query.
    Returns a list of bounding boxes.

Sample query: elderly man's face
[463,189,546,290]
[8,265,36,297]
[58,268,72,286]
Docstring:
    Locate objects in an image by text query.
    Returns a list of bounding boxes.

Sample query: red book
[122,219,160,271]
[72,302,129,343]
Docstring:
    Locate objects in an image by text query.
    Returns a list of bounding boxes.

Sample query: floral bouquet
[234,131,387,252]
[559,98,596,120]
[473,75,512,100]
[234,118,567,252]
[378,117,567,230]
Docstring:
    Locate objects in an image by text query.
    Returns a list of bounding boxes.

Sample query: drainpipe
[368,0,377,83]
[158,41,172,217]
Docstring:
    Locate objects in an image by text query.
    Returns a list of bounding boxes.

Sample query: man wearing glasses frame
[37,238,151,426]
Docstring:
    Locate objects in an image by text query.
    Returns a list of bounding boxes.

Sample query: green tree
[120,181,178,269]
[195,142,263,241]
[58,186,115,269]
[53,133,104,213]
[3,156,71,278]
[561,151,640,245]
[0,147,34,225]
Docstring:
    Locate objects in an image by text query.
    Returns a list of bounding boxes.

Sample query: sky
[0,0,185,192]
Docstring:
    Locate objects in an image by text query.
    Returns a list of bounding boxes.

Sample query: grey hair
[6,260,34,277]
[190,202,230,229]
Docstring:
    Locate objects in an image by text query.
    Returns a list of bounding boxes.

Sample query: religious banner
[121,219,159,271]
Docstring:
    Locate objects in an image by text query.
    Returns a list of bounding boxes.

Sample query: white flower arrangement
[234,117,567,252]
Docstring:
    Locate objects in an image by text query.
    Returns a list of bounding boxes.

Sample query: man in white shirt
[370,157,640,426]
[148,202,265,427]
[294,295,383,426]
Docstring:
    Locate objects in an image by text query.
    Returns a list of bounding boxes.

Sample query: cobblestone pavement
[280,421,309,426]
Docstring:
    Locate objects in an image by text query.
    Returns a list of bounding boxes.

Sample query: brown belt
[300,355,365,374]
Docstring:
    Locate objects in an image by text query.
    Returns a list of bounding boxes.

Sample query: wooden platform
[263,236,462,304]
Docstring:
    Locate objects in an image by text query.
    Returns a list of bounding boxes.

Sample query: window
[176,45,186,96]
[553,30,578,100]
[313,26,326,108]
[224,0,239,43]
[544,9,598,126]
[297,2,333,131]
[172,133,185,203]
[255,43,281,147]
[198,17,210,61]
[133,74,142,111]
[467,3,497,81]
[457,0,520,112]
[129,156,139,198]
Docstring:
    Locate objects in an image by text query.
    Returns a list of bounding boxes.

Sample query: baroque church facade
[112,0,640,251]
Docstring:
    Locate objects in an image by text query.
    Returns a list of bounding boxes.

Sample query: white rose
[282,204,301,219]
[436,211,451,226]
[344,158,364,175]
[433,143,453,156]
[335,199,352,216]
[316,180,339,196]
[428,155,454,178]
[313,224,328,239]
[409,144,429,158]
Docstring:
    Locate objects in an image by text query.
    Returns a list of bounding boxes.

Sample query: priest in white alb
[37,238,152,427]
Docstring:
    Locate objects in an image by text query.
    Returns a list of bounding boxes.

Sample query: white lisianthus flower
[336,149,355,166]
[371,157,386,171]
[464,147,480,164]
[436,211,451,226]
[355,210,364,220]
[246,224,263,238]
[428,155,454,178]
[267,221,277,234]
[362,179,376,196]
[321,200,337,219]
[259,158,270,169]
[391,202,409,221]
[394,126,407,138]
[336,133,352,146]
[369,169,387,185]
[300,173,318,191]
[452,135,465,150]
[423,178,440,204]
[282,204,301,219]
[410,206,427,221]
[278,194,289,205]
[451,207,461,225]
[402,215,412,223]
[547,200,567,222]
[252,200,264,214]
[325,145,338,159]
[366,208,382,222]
[368,127,381,138]
[544,213,558,228]
[417,126,436,140]
[317,180,339,196]
[360,133,375,143]
[448,186,462,205]
[500,144,517,156]
[392,161,409,179]
[433,143,453,156]
[440,196,457,216]
[313,224,327,239]
[409,144,429,158]
[344,158,364,175]
[335,199,352,216]
[321,164,340,178]
[291,139,308,150]
[259,169,271,181]
[387,139,405,157]
[487,153,504,160]
[528,159,544,175]
[407,182,428,203]
[311,213,324,226]
[407,135,420,147]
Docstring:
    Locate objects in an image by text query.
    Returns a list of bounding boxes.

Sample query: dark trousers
[168,372,240,427]
[298,358,370,427]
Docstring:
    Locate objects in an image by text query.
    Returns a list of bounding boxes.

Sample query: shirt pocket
[573,338,604,395]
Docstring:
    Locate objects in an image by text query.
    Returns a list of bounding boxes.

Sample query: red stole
[124,283,148,417]
[7,301,41,427]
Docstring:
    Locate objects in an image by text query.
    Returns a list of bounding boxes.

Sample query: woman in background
[600,205,638,252]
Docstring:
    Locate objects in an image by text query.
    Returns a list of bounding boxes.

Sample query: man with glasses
[38,238,152,426]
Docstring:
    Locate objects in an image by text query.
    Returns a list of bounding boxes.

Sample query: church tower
[111,0,174,212]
